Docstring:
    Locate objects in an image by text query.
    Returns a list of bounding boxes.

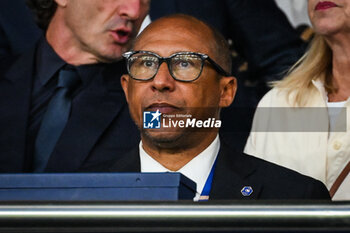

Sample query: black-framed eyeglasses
[122,51,231,82]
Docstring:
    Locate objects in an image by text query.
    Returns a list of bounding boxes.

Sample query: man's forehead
[141,16,211,36]
[133,17,214,55]
[134,41,213,59]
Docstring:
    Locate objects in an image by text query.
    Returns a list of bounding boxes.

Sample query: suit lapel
[0,48,36,171]
[210,143,262,200]
[107,143,262,199]
[107,142,262,199]
[45,63,130,172]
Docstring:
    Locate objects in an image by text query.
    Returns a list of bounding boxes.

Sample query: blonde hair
[273,35,333,106]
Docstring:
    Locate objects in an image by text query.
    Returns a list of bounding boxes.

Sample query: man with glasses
[84,14,329,200]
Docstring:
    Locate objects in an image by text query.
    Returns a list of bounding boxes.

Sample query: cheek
[184,84,221,107]
[308,0,322,28]
[96,0,107,12]
[308,0,314,19]
[127,94,142,126]
[140,1,150,17]
[66,8,101,39]
[127,85,147,122]
[308,0,317,8]
[345,6,350,26]
[308,12,314,26]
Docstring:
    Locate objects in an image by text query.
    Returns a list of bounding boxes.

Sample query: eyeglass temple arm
[206,57,231,77]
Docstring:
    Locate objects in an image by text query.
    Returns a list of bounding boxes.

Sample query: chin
[142,130,186,149]
[99,51,124,62]
[95,44,129,62]
[313,21,343,36]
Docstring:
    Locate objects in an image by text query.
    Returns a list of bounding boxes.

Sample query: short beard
[141,129,192,151]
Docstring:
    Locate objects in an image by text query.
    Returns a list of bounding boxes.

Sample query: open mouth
[110,29,132,44]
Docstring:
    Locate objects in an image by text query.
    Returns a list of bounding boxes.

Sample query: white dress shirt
[139,135,220,201]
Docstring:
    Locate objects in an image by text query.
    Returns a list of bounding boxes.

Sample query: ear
[219,76,237,108]
[121,74,130,103]
[55,0,68,7]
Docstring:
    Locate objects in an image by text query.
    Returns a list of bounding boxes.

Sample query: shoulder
[79,147,140,173]
[0,54,22,80]
[245,152,330,199]
[256,87,294,107]
[0,44,38,82]
[0,42,37,69]
[247,87,292,136]
[222,143,330,199]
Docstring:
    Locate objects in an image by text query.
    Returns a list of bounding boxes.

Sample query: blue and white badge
[143,110,162,129]
[241,186,253,197]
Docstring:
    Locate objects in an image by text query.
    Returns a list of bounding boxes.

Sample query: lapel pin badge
[241,186,253,197]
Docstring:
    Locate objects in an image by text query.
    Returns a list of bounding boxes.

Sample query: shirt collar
[36,37,65,86]
[35,37,105,87]
[312,79,328,102]
[312,79,350,103]
[139,135,220,199]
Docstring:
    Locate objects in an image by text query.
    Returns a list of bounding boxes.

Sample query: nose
[117,0,147,20]
[151,63,176,92]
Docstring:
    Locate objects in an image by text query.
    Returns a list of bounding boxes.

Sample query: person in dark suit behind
[83,14,330,201]
[0,0,150,173]
[149,0,306,85]
[149,0,308,152]
[0,0,42,58]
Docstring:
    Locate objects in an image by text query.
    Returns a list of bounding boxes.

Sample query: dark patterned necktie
[34,67,80,172]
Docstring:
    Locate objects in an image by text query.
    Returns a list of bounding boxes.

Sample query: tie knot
[57,67,80,90]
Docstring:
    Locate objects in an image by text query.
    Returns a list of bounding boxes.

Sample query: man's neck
[141,132,218,171]
[45,11,100,66]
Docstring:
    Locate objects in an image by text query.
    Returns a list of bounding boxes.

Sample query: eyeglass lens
[128,53,203,81]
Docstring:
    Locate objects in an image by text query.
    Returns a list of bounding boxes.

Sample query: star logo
[150,110,162,123]
[143,110,162,129]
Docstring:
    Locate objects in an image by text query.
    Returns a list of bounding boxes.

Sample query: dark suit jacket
[0,44,140,173]
[82,142,330,200]
[150,0,306,83]
[0,0,42,58]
